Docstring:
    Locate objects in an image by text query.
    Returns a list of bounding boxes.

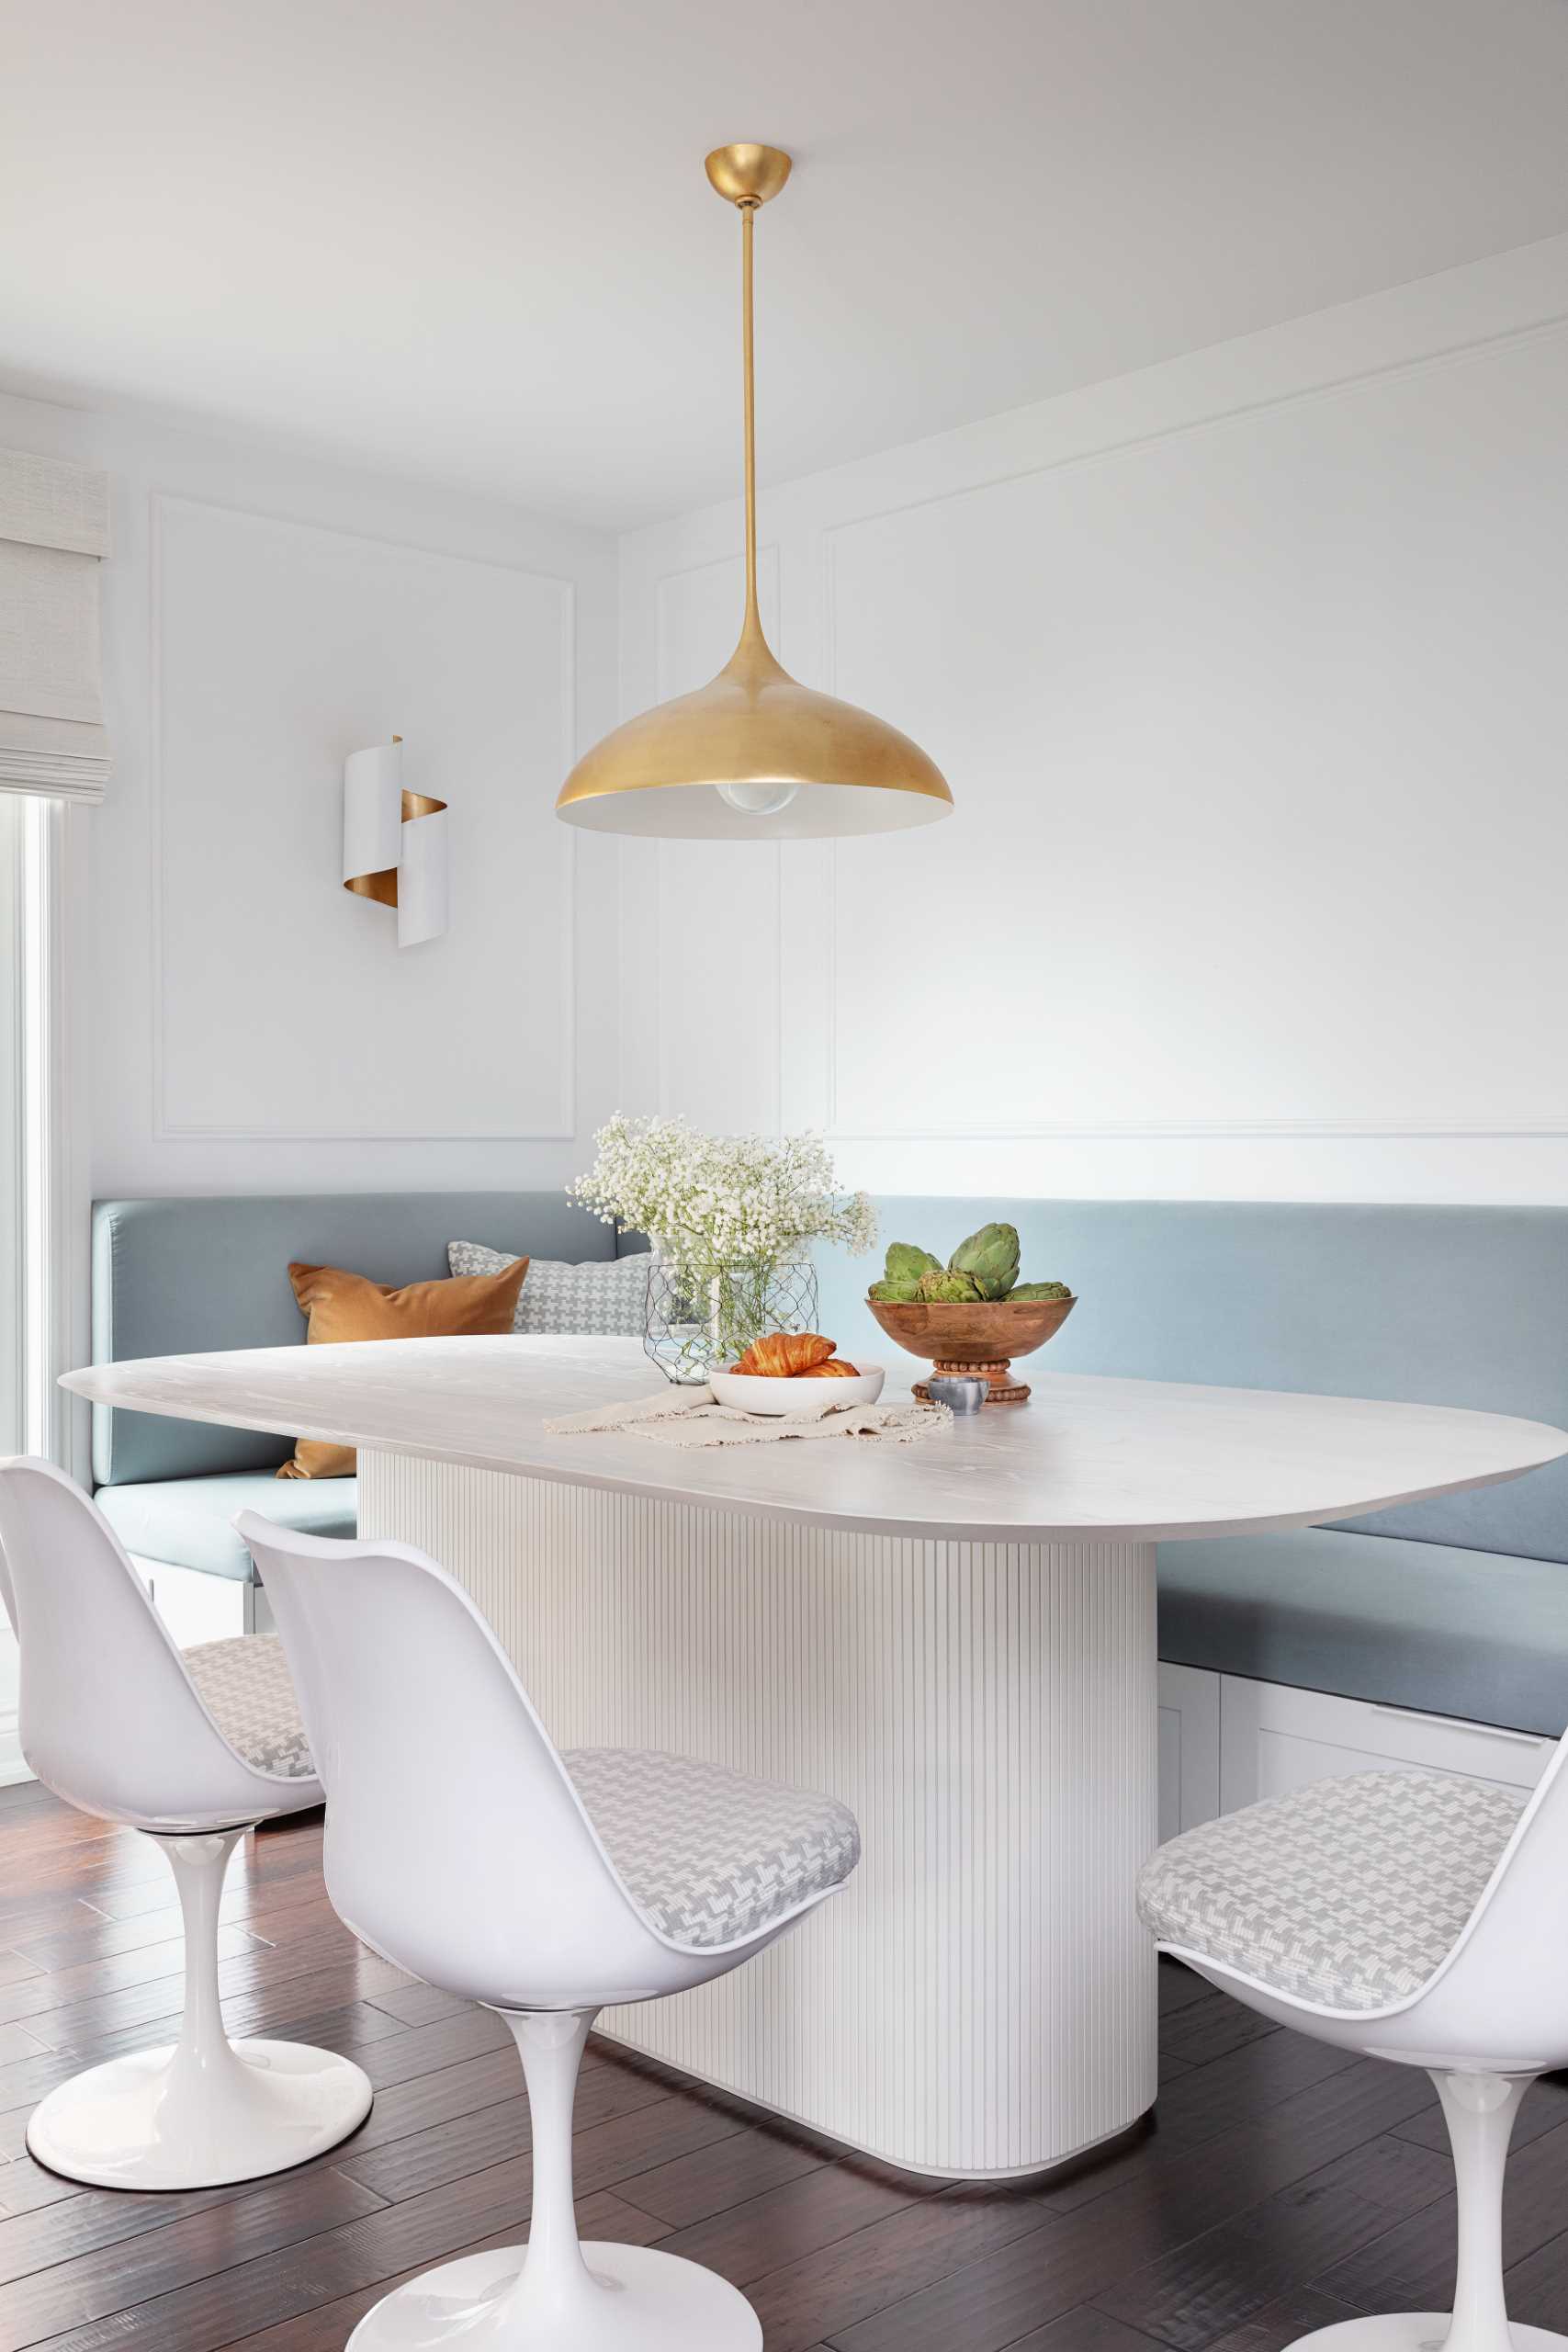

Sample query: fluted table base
[358,1449,1159,2180]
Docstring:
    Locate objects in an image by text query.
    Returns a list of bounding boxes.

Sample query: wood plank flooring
[1,1778,1565,2352]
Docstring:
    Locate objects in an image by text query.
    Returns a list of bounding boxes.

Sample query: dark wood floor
[1,1781,1566,2352]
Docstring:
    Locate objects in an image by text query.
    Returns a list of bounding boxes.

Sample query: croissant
[732,1330,837,1377]
[800,1357,860,1378]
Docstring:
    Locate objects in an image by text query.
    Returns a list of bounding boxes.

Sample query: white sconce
[342,737,448,947]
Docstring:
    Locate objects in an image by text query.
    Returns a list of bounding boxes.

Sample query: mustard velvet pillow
[277,1255,529,1479]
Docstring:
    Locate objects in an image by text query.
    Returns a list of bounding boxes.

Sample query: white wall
[618,232,1568,1205]
[0,384,621,1203]
[9,226,1568,1219]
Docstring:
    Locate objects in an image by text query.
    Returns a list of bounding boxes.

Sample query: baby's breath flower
[568,1114,877,1286]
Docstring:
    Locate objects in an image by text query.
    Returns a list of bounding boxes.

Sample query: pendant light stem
[554,141,952,837]
[740,198,761,639]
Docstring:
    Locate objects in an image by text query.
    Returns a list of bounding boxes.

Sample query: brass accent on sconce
[344,798,449,908]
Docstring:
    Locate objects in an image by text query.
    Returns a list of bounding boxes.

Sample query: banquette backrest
[816,1199,1568,1565]
[94,1190,1568,1569]
[92,1192,641,1488]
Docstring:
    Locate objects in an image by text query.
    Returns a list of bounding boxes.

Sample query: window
[0,794,56,1455]
[0,794,62,1776]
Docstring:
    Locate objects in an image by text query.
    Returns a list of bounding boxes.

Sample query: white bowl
[709,1362,886,1416]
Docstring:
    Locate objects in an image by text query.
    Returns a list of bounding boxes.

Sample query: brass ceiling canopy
[555,143,954,841]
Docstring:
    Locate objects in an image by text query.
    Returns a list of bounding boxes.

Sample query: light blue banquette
[92,1193,1568,1741]
[818,1199,1568,1740]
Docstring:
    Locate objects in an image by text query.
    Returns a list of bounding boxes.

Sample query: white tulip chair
[0,1458,372,2189]
[238,1511,863,2352]
[1139,1754,1568,2352]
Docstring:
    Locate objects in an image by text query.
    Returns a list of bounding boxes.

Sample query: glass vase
[644,1256,820,1385]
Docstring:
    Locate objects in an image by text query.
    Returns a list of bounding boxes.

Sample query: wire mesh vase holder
[644,1257,820,1385]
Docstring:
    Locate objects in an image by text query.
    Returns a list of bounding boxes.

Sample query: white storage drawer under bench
[1158,1661,1552,1842]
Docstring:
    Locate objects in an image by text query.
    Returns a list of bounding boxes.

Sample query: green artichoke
[1009,1280,1074,1301]
[916,1268,986,1303]
[868,1277,923,1303]
[885,1241,942,1285]
[948,1222,1021,1300]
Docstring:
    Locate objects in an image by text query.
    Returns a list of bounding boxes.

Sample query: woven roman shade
[0,447,112,802]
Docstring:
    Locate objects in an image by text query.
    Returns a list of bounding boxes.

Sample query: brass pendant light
[556,143,954,840]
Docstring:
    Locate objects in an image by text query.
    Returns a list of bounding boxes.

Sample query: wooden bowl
[866,1295,1076,1406]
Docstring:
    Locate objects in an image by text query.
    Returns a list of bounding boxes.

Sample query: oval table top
[62,1334,1568,1546]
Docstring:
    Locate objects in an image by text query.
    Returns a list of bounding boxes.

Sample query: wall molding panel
[814,307,1568,587]
[149,493,581,1144]
[615,243,1568,1195]
[811,307,1568,1148]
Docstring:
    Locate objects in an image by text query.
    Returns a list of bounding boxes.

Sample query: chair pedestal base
[1283,2318,1568,2352]
[346,2241,762,2350]
[348,2010,761,2348]
[1284,2075,1565,2352]
[27,2036,374,2192]
[26,1830,371,2190]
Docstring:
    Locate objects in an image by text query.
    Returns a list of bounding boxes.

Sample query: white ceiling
[4,0,1568,534]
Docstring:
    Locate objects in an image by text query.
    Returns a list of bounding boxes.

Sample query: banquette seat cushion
[96,1472,358,1584]
[1158,1526,1568,1737]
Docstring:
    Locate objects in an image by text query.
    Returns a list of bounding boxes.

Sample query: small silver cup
[927,1375,988,1415]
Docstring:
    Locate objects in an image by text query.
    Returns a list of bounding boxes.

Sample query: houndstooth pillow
[564,1746,861,1948]
[447,1240,650,1337]
[1137,1767,1526,2011]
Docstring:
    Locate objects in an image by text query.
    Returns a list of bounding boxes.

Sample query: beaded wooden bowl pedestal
[915,1357,1029,1407]
[866,1295,1077,1407]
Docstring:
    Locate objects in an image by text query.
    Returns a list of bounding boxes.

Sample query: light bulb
[716,778,800,818]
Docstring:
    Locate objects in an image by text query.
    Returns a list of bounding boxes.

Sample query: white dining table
[63,1335,1568,2180]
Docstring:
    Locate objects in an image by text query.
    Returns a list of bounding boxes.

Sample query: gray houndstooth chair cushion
[448,1241,649,1337]
[1138,1768,1526,2011]
[564,1747,860,1949]
[183,1634,315,1781]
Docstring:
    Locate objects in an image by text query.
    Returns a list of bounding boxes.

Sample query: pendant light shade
[556,612,953,839]
[556,146,953,842]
